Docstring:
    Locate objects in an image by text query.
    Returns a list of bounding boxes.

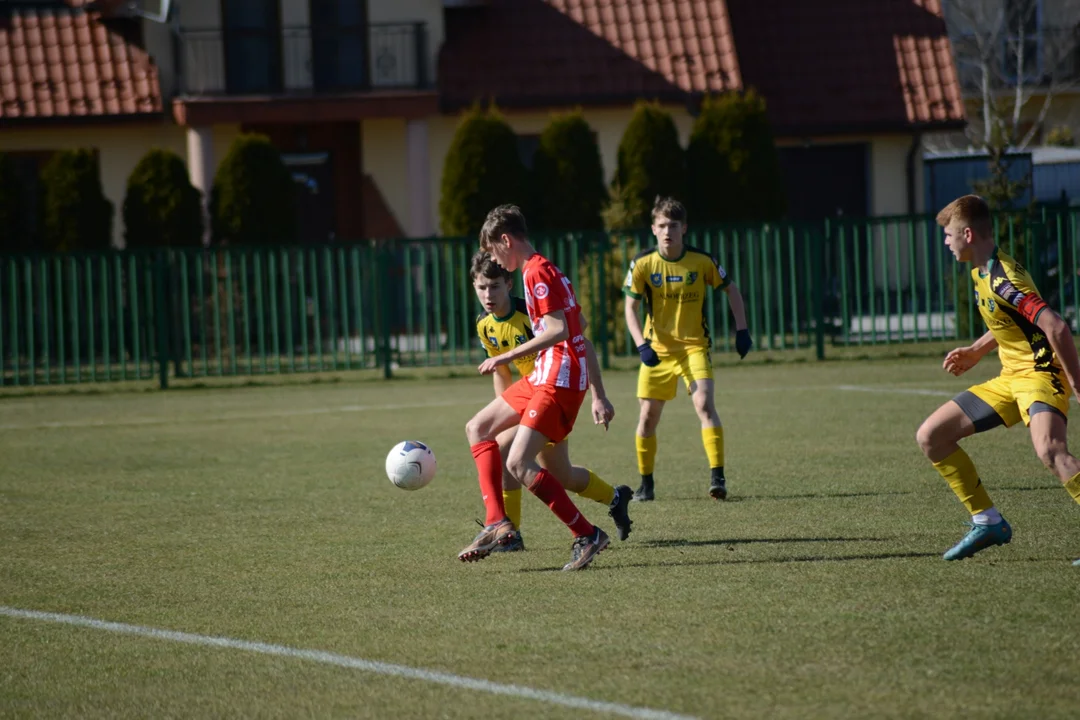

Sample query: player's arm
[723,282,748,331]
[492,365,513,396]
[723,282,752,358]
[582,337,615,428]
[624,295,646,348]
[943,330,997,376]
[1037,310,1080,402]
[478,310,568,375]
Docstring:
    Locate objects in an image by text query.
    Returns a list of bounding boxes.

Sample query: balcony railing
[176,22,429,96]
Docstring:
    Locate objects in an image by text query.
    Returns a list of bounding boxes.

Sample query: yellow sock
[503,487,522,529]
[636,434,657,475]
[702,426,724,469]
[933,448,993,515]
[1065,472,1080,505]
[576,470,616,505]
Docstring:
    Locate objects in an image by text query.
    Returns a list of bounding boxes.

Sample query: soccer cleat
[458,519,516,562]
[709,475,727,501]
[491,530,526,553]
[563,527,610,571]
[608,485,634,541]
[942,519,1013,561]
[632,475,655,502]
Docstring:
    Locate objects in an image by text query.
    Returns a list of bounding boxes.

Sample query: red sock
[528,469,595,537]
[471,440,506,526]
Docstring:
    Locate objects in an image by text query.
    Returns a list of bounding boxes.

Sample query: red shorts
[501,377,586,444]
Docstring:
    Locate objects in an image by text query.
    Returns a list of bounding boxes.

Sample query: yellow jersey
[973,248,1059,376]
[623,245,731,354]
[475,297,536,376]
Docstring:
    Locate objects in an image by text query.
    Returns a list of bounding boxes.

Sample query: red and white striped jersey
[522,253,589,391]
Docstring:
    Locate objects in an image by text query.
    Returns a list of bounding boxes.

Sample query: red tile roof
[439,0,742,110]
[439,0,965,134]
[0,2,163,122]
[725,0,964,134]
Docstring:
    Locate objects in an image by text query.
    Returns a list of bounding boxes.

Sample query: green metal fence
[2,208,1078,388]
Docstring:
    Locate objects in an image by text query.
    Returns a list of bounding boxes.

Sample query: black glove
[735,329,752,359]
[637,341,661,367]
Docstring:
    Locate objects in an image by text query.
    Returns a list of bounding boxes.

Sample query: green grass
[3,358,1080,718]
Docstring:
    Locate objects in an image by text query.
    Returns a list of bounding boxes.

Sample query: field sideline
[3,358,1080,718]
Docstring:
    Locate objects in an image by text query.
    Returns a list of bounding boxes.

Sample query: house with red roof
[0,0,965,248]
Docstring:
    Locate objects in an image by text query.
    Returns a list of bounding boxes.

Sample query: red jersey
[522,253,588,391]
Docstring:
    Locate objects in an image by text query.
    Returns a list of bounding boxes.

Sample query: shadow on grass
[735,490,916,502]
[653,490,916,504]
[516,550,940,573]
[640,536,890,549]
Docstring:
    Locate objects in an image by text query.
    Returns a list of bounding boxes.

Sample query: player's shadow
[734,490,915,502]
[516,550,939,573]
[995,485,1062,492]
[640,536,889,549]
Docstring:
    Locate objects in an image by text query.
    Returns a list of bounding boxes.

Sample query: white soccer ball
[385,440,437,490]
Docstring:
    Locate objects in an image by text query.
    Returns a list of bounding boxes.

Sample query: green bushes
[210,133,296,246]
[439,105,529,237]
[123,149,204,249]
[40,149,113,253]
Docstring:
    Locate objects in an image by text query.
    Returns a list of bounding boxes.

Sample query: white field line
[0,400,465,431]
[836,385,954,397]
[0,384,956,431]
[0,606,698,720]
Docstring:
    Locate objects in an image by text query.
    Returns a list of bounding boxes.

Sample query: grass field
[3,357,1080,719]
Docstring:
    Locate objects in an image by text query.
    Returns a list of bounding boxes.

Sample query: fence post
[155,250,170,389]
[813,228,826,361]
[590,234,610,370]
[378,243,393,380]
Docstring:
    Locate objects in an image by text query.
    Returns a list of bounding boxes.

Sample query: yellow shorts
[968,371,1070,427]
[637,346,713,401]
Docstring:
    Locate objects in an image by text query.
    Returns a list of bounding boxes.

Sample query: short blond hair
[936,195,992,237]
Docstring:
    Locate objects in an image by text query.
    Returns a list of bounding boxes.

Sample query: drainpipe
[906,130,923,215]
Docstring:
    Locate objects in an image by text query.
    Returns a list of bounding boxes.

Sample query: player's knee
[505,450,528,483]
[692,395,714,418]
[915,421,939,456]
[464,416,487,444]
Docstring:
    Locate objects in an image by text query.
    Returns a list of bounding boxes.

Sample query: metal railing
[2,208,1078,388]
[176,21,429,96]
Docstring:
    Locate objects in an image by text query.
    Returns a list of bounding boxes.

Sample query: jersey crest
[686,271,697,286]
[650,272,663,288]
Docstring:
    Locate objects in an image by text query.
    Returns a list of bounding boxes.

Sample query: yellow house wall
[0,123,243,248]
[360,118,409,233]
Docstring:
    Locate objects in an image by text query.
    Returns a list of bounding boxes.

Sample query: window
[310,0,368,91]
[222,0,283,93]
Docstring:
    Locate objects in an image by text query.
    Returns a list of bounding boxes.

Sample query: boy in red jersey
[460,205,610,571]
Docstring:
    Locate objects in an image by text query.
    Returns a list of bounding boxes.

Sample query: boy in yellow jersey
[470,251,633,550]
[623,196,751,502]
[917,195,1080,565]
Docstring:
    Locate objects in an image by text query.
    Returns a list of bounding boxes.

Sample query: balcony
[176,22,430,96]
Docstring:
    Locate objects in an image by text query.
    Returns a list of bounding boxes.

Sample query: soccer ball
[385,440,437,490]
